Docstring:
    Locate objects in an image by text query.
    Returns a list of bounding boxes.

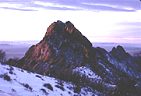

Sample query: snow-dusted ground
[0,63,101,96]
[73,66,101,80]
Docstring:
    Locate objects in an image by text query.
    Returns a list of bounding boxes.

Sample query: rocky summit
[18,20,95,76]
[17,20,141,96]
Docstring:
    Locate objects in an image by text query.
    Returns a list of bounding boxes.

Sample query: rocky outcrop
[110,45,131,61]
[18,20,95,75]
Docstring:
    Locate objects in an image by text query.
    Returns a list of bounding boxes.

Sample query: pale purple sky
[0,0,141,44]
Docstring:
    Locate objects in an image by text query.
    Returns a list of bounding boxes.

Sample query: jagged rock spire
[18,20,94,75]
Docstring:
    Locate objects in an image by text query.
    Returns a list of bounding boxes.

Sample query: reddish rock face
[18,20,94,75]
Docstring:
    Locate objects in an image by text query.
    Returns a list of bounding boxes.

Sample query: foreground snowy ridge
[0,63,101,96]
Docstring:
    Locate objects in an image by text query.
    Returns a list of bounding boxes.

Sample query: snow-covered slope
[0,63,102,96]
[73,66,101,80]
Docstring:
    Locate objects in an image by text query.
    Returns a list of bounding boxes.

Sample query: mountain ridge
[13,20,141,96]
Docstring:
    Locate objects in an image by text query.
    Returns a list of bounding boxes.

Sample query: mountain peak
[65,21,75,34]
[111,45,126,54]
[18,20,93,75]
[117,45,126,53]
[46,20,76,36]
[110,45,130,60]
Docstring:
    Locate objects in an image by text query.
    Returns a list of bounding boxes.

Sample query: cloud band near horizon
[0,0,140,11]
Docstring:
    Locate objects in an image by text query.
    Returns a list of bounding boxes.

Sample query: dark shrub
[21,83,32,91]
[9,66,14,74]
[55,85,65,91]
[40,88,48,95]
[3,74,11,81]
[36,75,44,80]
[43,83,53,91]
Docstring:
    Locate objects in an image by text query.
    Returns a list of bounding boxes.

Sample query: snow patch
[73,66,101,80]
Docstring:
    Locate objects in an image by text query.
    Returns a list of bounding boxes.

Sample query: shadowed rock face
[18,20,95,74]
[110,45,131,61]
